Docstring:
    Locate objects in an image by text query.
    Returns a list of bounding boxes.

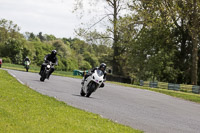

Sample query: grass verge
[0,69,142,133]
[108,81,200,104]
[2,63,82,79]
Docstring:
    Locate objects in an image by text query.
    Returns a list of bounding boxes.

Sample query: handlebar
[44,61,56,66]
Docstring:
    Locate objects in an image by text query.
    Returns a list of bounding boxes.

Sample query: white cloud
[0,0,110,38]
[0,0,82,38]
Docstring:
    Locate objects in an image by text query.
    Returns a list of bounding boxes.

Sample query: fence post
[140,80,144,86]
[192,85,200,94]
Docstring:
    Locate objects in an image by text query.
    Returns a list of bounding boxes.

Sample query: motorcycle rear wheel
[86,83,96,97]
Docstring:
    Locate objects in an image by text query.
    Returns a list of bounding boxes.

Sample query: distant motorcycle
[80,69,104,97]
[40,61,54,82]
[24,61,30,72]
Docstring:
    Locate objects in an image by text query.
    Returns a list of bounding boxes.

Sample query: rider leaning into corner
[81,63,107,88]
[39,50,58,79]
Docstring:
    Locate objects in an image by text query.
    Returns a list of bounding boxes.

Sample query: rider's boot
[81,80,84,85]
[81,78,86,85]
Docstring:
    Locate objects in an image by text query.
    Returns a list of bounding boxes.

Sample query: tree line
[75,0,200,85]
[0,19,112,72]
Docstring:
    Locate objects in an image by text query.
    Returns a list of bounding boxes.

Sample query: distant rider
[81,63,107,87]
[24,56,31,64]
[39,50,58,79]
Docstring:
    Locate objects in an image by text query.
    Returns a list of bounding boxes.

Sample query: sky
[0,0,105,38]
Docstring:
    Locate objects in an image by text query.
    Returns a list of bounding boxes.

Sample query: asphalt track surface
[5,69,200,133]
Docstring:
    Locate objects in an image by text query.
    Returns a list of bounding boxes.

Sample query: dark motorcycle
[40,61,54,82]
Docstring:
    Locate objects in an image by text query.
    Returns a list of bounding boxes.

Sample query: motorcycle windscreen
[25,61,29,65]
[97,70,104,77]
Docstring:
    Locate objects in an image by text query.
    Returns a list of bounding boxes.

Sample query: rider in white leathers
[82,63,107,88]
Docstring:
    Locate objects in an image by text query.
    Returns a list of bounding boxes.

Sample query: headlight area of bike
[93,76,102,83]
[47,64,51,69]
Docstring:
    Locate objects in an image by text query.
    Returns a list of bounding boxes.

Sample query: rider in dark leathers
[82,63,107,87]
[39,50,58,79]
[24,56,31,62]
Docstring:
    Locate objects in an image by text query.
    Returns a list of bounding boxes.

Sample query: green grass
[108,81,200,104]
[2,63,41,72]
[0,69,142,133]
[3,62,41,70]
[2,63,82,79]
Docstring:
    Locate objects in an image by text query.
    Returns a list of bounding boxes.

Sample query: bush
[2,57,11,63]
[80,60,91,70]
[66,57,78,71]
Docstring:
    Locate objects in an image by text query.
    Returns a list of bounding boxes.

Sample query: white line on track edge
[9,72,25,85]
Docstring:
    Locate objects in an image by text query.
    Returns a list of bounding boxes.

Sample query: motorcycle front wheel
[40,77,45,82]
[86,83,96,97]
[40,71,46,82]
[80,88,85,96]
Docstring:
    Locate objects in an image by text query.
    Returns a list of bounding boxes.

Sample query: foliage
[2,38,24,64]
[1,57,11,63]
[79,60,92,70]
[73,0,200,85]
[0,18,111,72]
[116,0,200,85]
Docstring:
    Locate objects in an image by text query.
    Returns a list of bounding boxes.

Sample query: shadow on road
[72,94,97,99]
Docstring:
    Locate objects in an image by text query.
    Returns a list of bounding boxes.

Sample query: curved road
[5,69,200,133]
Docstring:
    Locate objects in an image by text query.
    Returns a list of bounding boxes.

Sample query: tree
[3,38,24,64]
[0,19,21,43]
[52,40,70,58]
[44,34,56,41]
[74,0,132,75]
[75,28,112,46]
[155,0,200,84]
[0,19,25,64]
[83,52,99,68]
[37,32,45,42]
[188,0,200,85]
[127,0,200,84]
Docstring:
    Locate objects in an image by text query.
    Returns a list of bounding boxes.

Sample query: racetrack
[6,69,200,133]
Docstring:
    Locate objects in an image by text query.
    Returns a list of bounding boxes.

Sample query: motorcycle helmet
[99,63,106,71]
[51,50,57,56]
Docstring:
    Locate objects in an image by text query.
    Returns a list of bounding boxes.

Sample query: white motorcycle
[24,61,30,72]
[80,69,104,97]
